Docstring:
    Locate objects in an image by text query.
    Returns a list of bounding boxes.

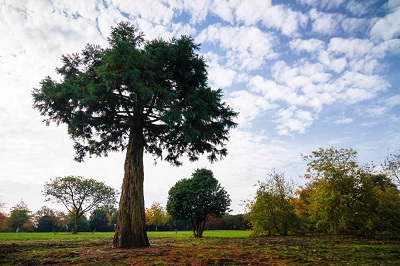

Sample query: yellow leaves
[145,202,169,227]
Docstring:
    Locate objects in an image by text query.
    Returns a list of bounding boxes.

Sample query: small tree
[6,200,32,232]
[384,151,400,186]
[0,212,7,232]
[35,206,56,232]
[90,209,112,232]
[146,202,168,231]
[249,170,298,236]
[0,197,4,212]
[0,198,6,231]
[36,215,55,232]
[43,176,117,234]
[167,168,231,238]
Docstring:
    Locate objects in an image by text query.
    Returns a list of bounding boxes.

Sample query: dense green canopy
[167,168,231,238]
[33,22,237,165]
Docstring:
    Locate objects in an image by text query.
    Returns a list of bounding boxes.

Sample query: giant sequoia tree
[32,22,237,248]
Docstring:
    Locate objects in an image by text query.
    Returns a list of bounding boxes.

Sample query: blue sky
[0,0,399,214]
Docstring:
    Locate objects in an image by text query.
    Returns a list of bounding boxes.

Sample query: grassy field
[0,230,251,240]
[1,231,399,265]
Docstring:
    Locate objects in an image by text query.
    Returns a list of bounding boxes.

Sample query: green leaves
[249,170,297,236]
[32,21,237,164]
[166,168,231,237]
[43,175,117,218]
[302,147,400,235]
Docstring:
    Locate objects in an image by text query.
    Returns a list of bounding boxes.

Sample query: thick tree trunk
[193,219,206,238]
[191,216,197,237]
[113,130,150,248]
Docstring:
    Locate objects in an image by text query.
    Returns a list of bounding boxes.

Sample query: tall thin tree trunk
[113,129,150,248]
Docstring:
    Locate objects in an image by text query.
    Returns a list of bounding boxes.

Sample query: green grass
[0,232,113,241]
[0,230,251,241]
[148,230,252,238]
[1,232,399,265]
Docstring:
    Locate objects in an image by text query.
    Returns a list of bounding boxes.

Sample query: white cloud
[246,55,391,134]
[366,106,388,116]
[328,37,375,59]
[290,38,325,53]
[349,58,380,75]
[385,95,400,108]
[335,118,353,124]
[276,106,314,135]
[226,90,276,127]
[309,9,344,35]
[209,0,237,23]
[234,0,272,25]
[204,53,237,89]
[178,0,213,23]
[328,136,351,145]
[345,0,376,16]
[226,1,308,36]
[371,39,400,58]
[297,0,345,9]
[260,5,308,36]
[318,51,347,73]
[114,0,174,25]
[341,17,369,34]
[335,71,389,103]
[370,5,400,41]
[272,60,329,87]
[196,24,277,71]
[251,62,331,112]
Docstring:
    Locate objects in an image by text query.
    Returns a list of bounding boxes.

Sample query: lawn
[1,231,399,265]
[0,230,251,241]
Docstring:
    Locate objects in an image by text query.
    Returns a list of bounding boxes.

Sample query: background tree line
[1,147,399,237]
[0,202,119,233]
[0,200,249,233]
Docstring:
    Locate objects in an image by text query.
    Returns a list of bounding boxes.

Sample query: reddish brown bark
[113,129,150,248]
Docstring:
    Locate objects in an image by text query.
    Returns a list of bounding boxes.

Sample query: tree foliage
[245,147,400,236]
[384,151,400,186]
[67,214,90,232]
[0,197,5,231]
[43,175,117,234]
[249,170,298,236]
[167,168,231,238]
[302,147,400,235]
[89,209,113,232]
[32,21,237,248]
[6,200,32,232]
[35,206,60,232]
[145,202,169,231]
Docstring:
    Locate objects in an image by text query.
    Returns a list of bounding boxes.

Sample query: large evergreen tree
[32,22,237,248]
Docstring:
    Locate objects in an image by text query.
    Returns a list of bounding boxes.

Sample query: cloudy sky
[1,0,399,215]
